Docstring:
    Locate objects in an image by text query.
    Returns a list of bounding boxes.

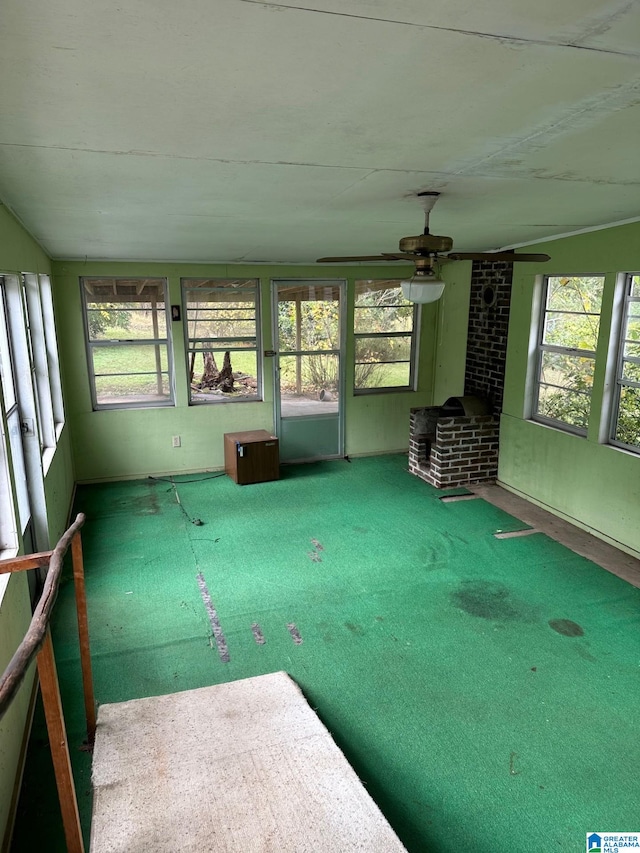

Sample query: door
[272,280,345,463]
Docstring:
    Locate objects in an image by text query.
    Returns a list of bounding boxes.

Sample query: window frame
[353,279,420,395]
[532,274,605,436]
[181,278,262,405]
[0,280,19,553]
[609,272,640,454]
[80,276,175,411]
[39,274,65,436]
[22,273,56,452]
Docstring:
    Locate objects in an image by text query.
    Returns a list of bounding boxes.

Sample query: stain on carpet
[451,580,533,622]
[111,484,161,517]
[548,618,584,637]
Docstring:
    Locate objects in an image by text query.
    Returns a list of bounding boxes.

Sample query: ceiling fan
[317,192,550,302]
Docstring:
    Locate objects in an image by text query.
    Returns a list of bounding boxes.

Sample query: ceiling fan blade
[444,252,551,262]
[316,253,410,263]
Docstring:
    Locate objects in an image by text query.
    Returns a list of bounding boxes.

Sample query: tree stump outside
[218,351,235,393]
[200,351,219,389]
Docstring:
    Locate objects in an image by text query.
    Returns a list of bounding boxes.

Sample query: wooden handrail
[0,513,86,718]
[0,551,53,574]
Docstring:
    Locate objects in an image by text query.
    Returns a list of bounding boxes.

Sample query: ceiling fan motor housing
[399,234,453,254]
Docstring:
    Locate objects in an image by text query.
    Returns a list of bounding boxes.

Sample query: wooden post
[72,532,96,745]
[37,630,84,853]
[151,293,163,395]
[295,295,302,395]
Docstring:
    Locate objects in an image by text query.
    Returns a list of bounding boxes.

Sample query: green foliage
[614,386,640,448]
[542,276,603,351]
[88,305,132,337]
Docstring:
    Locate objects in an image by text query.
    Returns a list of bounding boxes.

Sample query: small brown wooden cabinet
[223,430,280,485]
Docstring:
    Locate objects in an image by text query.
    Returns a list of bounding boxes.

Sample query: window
[610,273,640,451]
[23,274,56,450]
[81,277,173,409]
[39,275,65,434]
[182,279,261,403]
[353,280,418,392]
[533,275,605,433]
[0,278,26,543]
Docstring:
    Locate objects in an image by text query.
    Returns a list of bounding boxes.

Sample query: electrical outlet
[172,435,181,448]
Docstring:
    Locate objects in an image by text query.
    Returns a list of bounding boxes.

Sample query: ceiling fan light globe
[401,278,445,303]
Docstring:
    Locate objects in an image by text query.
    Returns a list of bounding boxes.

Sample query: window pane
[188,318,257,340]
[189,350,259,401]
[39,274,65,428]
[91,344,170,405]
[354,304,413,334]
[92,344,168,375]
[542,312,600,350]
[356,360,411,389]
[621,359,640,384]
[0,289,16,412]
[539,350,596,392]
[623,341,640,361]
[7,409,30,533]
[24,274,55,450]
[613,385,640,448]
[86,303,167,341]
[190,339,257,351]
[0,426,17,550]
[624,313,640,343]
[536,351,595,429]
[355,335,412,363]
[278,353,339,416]
[278,298,339,351]
[95,374,170,405]
[355,284,412,332]
[545,276,604,314]
[631,276,640,298]
[83,278,167,341]
[537,384,591,430]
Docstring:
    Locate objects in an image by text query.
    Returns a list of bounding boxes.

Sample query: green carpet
[12,455,640,852]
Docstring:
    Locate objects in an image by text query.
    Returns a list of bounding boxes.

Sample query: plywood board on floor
[90,671,406,853]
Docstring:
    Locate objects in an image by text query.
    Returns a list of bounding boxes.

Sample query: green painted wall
[53,260,458,481]
[432,260,472,404]
[0,573,36,844]
[0,203,76,846]
[501,220,640,556]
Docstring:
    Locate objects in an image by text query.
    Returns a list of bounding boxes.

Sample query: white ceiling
[0,0,639,262]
